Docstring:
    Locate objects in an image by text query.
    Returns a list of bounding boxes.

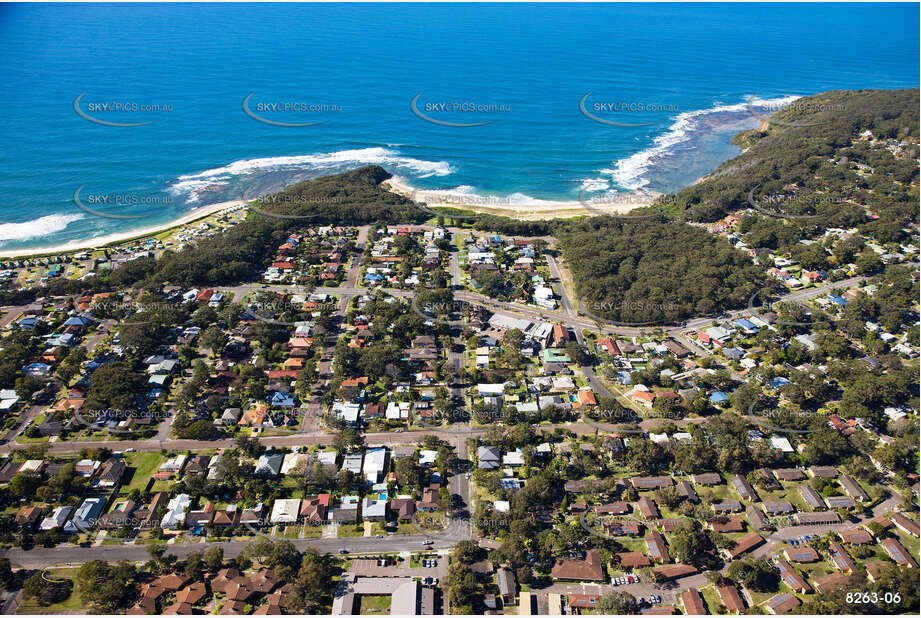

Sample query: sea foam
[605,95,802,192]
[170,147,453,203]
[0,213,85,243]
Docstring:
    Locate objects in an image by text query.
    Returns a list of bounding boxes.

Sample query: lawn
[16,568,84,614]
[121,452,164,494]
[700,585,723,614]
[338,524,366,538]
[358,595,391,614]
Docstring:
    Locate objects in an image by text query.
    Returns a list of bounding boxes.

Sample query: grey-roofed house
[747,505,771,531]
[763,501,794,515]
[477,446,501,470]
[793,511,840,525]
[800,485,825,509]
[825,495,856,510]
[731,475,759,501]
[773,468,804,482]
[692,472,722,486]
[809,465,838,478]
[838,475,869,502]
[676,480,698,503]
[343,453,363,474]
[497,568,517,605]
[255,453,284,477]
[713,500,743,513]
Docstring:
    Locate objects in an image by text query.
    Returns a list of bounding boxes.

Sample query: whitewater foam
[169,147,453,203]
[0,213,85,244]
[604,95,802,191]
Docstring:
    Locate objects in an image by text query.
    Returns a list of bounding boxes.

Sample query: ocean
[0,2,917,252]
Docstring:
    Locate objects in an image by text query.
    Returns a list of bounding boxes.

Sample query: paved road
[3,534,455,570]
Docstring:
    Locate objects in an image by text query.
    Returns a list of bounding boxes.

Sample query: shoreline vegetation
[0,200,245,260]
[0,88,916,298]
[0,176,657,260]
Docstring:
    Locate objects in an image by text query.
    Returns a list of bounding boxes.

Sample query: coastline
[382,177,656,221]
[0,200,246,259]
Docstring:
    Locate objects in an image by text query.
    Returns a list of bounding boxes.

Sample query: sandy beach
[382,177,655,221]
[0,200,246,259]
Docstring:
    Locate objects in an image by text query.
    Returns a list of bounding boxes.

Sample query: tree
[726,558,779,592]
[235,435,266,459]
[22,572,72,606]
[77,560,137,613]
[204,546,224,572]
[668,525,701,563]
[289,549,335,613]
[332,428,364,453]
[596,590,637,614]
[184,551,204,581]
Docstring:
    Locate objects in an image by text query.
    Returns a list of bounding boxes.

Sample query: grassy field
[16,567,84,615]
[338,524,366,538]
[700,585,723,614]
[121,452,164,494]
[358,594,391,614]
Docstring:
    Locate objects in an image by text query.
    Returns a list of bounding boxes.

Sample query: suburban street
[0,224,891,597]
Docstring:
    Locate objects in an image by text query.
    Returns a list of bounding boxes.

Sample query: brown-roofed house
[766,593,800,615]
[776,559,810,593]
[808,465,838,478]
[722,532,764,560]
[827,541,856,573]
[617,552,651,569]
[637,497,660,519]
[680,588,706,615]
[154,573,192,591]
[631,476,673,490]
[651,564,697,582]
[773,468,805,482]
[880,537,918,568]
[708,517,744,533]
[890,512,920,537]
[814,572,852,594]
[218,600,247,615]
[14,505,42,529]
[838,528,873,545]
[716,584,745,614]
[175,582,208,605]
[162,601,196,615]
[645,531,669,563]
[551,549,605,581]
[783,546,819,563]
[692,473,722,486]
[596,501,630,515]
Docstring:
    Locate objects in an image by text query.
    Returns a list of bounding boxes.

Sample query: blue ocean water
[0,2,917,251]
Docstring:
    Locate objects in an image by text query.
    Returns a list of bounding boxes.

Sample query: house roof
[717,584,745,612]
[681,588,706,615]
[550,549,604,581]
